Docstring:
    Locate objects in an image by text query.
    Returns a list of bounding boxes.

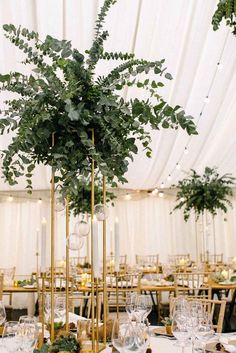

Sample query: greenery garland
[0,0,197,197]
[212,0,236,35]
[173,167,235,221]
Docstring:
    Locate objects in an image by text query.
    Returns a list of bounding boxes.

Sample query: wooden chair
[168,254,190,266]
[70,256,88,268]
[174,272,211,299]
[187,298,226,333]
[106,273,141,312]
[106,255,127,273]
[0,267,16,305]
[200,252,223,264]
[135,255,159,267]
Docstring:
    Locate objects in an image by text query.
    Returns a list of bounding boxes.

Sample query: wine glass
[55,295,66,323]
[19,321,39,353]
[135,295,152,322]
[112,319,135,353]
[2,322,22,353]
[172,311,191,352]
[126,293,138,321]
[0,301,6,325]
[195,314,215,351]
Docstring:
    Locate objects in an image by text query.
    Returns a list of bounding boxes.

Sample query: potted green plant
[161,317,173,335]
[0,0,197,198]
[173,167,235,221]
[212,0,236,35]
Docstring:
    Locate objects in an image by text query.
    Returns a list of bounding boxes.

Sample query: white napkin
[223,344,236,353]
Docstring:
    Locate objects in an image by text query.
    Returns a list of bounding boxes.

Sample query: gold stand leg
[102,176,107,346]
[115,272,119,319]
[65,197,70,334]
[39,273,45,348]
[50,133,55,342]
[91,128,95,352]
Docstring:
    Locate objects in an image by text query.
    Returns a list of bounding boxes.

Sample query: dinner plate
[205,339,236,352]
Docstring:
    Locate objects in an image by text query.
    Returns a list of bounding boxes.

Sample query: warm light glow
[184,147,189,155]
[180,197,185,202]
[160,182,164,189]
[151,188,158,195]
[176,163,181,170]
[38,198,42,204]
[8,195,13,202]
[204,96,210,103]
[124,193,131,200]
[158,191,164,198]
[167,175,172,181]
[115,216,119,223]
[42,217,47,224]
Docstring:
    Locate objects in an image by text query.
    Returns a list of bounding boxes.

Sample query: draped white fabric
[1,193,236,276]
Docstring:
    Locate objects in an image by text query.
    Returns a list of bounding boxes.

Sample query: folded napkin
[223,344,236,353]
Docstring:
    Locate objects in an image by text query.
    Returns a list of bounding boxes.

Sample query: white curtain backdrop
[1,192,236,275]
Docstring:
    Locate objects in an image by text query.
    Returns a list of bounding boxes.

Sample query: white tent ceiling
[0,0,236,192]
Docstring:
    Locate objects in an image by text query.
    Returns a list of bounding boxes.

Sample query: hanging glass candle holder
[67,233,84,251]
[55,191,66,212]
[94,203,109,221]
[74,220,90,237]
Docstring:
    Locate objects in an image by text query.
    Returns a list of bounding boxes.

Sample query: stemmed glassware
[0,301,6,325]
[125,293,152,323]
[2,321,22,353]
[112,318,135,353]
[172,310,191,353]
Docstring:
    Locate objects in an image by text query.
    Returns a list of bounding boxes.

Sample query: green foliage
[33,335,80,353]
[212,0,236,35]
[0,0,197,197]
[60,174,116,216]
[173,167,235,221]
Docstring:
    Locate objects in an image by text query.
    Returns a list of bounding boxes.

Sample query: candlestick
[115,218,120,272]
[41,217,47,272]
[110,228,114,255]
[93,218,100,278]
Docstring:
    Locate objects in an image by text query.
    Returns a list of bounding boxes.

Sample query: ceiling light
[38,198,42,204]
[176,163,181,170]
[8,195,13,202]
[184,147,189,155]
[217,62,223,71]
[167,175,172,181]
[160,182,164,189]
[204,96,210,103]
[158,191,164,198]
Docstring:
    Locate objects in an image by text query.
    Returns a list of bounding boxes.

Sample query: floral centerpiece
[173,167,235,221]
[0,0,197,201]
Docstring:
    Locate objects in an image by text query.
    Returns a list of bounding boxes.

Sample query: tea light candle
[221,269,228,280]
[179,258,186,266]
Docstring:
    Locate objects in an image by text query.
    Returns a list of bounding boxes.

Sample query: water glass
[0,301,6,325]
[112,319,135,353]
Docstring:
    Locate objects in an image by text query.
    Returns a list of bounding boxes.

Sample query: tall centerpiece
[173,167,235,260]
[0,0,197,351]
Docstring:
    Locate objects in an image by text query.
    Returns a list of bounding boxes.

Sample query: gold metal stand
[91,128,95,352]
[115,272,119,319]
[39,273,46,348]
[50,133,55,341]
[65,196,70,333]
[102,176,107,345]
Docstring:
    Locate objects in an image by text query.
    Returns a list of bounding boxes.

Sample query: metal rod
[40,273,45,348]
[95,277,99,352]
[91,128,95,352]
[102,176,107,346]
[195,217,199,265]
[202,212,205,255]
[65,196,70,334]
[212,215,216,254]
[50,133,55,341]
[115,272,119,319]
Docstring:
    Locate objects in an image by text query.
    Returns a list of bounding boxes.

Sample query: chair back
[106,255,127,273]
[135,255,159,267]
[70,256,88,267]
[188,297,226,333]
[174,272,211,299]
[106,273,141,311]
[200,252,223,264]
[168,254,190,266]
[0,267,16,286]
[69,293,102,321]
